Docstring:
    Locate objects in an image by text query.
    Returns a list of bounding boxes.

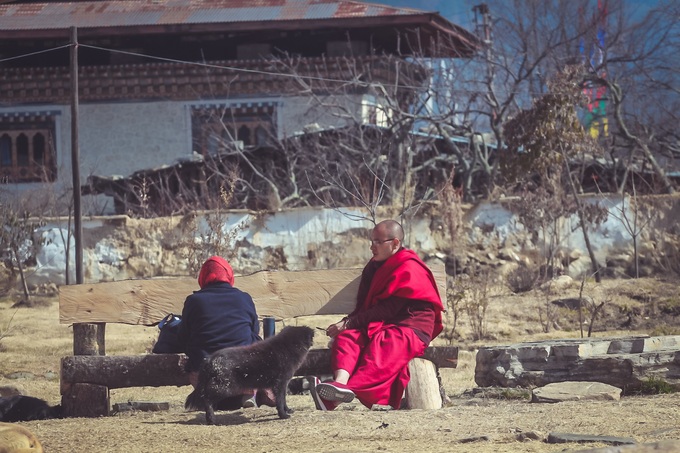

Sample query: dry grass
[1,277,680,452]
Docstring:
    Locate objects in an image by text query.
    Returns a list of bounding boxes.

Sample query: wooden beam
[59,265,447,325]
[60,354,190,392]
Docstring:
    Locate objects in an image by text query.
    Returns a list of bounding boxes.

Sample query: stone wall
[16,194,680,286]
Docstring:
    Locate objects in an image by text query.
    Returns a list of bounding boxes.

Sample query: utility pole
[70,26,83,285]
[70,26,105,356]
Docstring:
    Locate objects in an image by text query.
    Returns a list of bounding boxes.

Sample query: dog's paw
[277,411,291,419]
[285,406,295,414]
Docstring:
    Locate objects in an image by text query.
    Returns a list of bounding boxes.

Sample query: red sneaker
[316,381,355,403]
[307,376,338,411]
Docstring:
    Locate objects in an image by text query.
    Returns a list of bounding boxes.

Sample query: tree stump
[405,358,443,409]
[62,383,109,417]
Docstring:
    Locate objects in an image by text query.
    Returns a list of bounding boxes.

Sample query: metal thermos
[263,316,276,338]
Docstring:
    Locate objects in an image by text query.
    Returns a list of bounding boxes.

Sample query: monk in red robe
[311,220,444,411]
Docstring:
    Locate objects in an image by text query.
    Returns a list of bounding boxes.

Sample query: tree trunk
[563,153,602,282]
[12,246,30,302]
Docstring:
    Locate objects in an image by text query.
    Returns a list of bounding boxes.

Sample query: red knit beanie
[198,256,235,288]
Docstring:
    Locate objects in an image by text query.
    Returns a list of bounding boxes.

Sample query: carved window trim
[190,101,278,156]
[0,112,57,184]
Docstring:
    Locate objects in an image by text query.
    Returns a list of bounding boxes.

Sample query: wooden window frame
[191,104,276,156]
[0,115,57,184]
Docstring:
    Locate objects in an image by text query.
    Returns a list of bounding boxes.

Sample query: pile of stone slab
[475,335,680,394]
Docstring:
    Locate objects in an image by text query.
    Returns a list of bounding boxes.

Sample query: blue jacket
[178,282,261,372]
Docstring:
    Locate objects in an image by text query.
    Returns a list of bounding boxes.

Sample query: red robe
[332,248,443,409]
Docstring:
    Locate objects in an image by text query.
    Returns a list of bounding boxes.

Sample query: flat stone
[547,432,636,445]
[5,372,35,380]
[532,381,621,403]
[516,430,544,441]
[475,336,680,392]
[457,435,490,443]
[566,440,680,452]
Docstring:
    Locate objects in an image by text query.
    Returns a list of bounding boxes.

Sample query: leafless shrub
[436,169,466,276]
[461,266,492,341]
[440,275,465,344]
[537,282,561,334]
[0,307,18,351]
[506,264,540,294]
[577,275,611,337]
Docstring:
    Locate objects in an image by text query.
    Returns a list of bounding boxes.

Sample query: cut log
[61,354,190,391]
[62,383,109,417]
[59,265,447,325]
[60,347,457,391]
[405,358,442,409]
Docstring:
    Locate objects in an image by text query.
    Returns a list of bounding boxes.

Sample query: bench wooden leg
[62,383,110,417]
[404,358,443,409]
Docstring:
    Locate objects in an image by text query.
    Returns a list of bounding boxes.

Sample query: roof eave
[0,13,481,57]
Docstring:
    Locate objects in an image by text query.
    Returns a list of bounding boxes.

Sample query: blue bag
[152,313,184,353]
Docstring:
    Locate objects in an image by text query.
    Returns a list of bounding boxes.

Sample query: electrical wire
[0,41,543,99]
[0,44,71,63]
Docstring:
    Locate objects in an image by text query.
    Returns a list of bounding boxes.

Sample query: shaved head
[375,220,404,241]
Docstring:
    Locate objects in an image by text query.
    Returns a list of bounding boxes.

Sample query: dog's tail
[185,389,203,411]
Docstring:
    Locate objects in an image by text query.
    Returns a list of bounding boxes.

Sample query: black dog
[185,325,315,424]
[0,395,62,422]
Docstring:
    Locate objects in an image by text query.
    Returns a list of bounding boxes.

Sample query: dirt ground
[1,276,680,453]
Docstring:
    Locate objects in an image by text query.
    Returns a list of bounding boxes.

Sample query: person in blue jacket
[178,255,270,409]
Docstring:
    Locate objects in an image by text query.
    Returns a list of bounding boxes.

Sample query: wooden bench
[58,266,458,417]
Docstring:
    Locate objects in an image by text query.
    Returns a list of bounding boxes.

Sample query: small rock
[532,381,621,403]
[457,435,490,443]
[516,430,544,441]
[43,371,58,381]
[540,275,574,291]
[5,372,35,380]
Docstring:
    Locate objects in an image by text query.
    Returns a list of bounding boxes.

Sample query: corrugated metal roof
[0,0,434,31]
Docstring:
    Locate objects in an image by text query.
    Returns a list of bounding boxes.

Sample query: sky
[376,0,662,31]
[377,0,479,28]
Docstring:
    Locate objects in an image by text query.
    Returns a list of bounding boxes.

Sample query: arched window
[255,125,269,146]
[0,134,11,167]
[33,133,46,165]
[0,117,57,183]
[237,124,251,146]
[17,133,29,166]
[191,103,276,156]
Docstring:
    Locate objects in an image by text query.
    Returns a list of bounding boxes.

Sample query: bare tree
[503,65,608,282]
[451,1,679,198]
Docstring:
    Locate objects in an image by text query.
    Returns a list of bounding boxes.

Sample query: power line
[0,44,71,63]
[0,41,566,100]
